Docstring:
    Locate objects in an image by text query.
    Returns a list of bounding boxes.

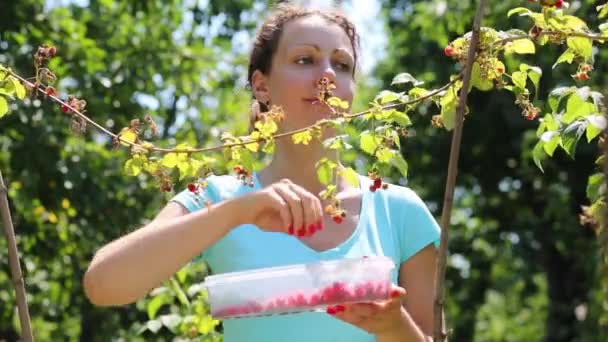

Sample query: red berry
[61,104,71,113]
[555,0,563,8]
[45,86,57,97]
[233,165,243,173]
[444,45,455,57]
[47,47,56,56]
[373,178,382,188]
[369,184,376,192]
[332,215,343,224]
[187,183,197,192]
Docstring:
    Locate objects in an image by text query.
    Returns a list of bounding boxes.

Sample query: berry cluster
[233,165,254,187]
[324,202,346,224]
[529,0,564,8]
[368,171,388,192]
[317,76,336,102]
[34,45,57,67]
[573,63,593,81]
[212,280,390,318]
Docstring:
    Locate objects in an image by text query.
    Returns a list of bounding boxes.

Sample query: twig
[7,69,461,155]
[0,170,34,342]
[433,0,486,340]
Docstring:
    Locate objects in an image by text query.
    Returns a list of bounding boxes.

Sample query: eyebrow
[290,44,353,58]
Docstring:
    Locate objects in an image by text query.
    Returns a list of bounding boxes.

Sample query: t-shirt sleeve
[392,187,441,263]
[169,177,222,262]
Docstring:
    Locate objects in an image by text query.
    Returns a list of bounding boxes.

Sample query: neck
[259,139,346,196]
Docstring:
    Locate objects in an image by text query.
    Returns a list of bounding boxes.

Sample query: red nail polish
[288,225,294,235]
[326,306,337,315]
[308,224,316,235]
[297,228,306,237]
[390,289,401,298]
[335,305,345,312]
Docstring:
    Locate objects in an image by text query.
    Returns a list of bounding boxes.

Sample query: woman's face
[254,15,355,132]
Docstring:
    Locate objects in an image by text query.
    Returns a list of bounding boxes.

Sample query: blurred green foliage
[0,0,606,341]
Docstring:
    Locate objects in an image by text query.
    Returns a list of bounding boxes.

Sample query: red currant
[373,178,382,188]
[332,215,343,224]
[187,183,197,192]
[444,45,455,57]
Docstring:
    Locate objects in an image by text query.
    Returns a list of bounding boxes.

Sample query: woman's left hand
[326,285,408,336]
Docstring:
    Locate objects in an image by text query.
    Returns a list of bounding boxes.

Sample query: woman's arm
[376,244,437,341]
[83,198,244,306]
[83,178,324,307]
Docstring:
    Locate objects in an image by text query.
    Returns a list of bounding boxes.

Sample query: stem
[7,69,460,155]
[493,30,608,48]
[0,170,34,342]
[433,0,486,341]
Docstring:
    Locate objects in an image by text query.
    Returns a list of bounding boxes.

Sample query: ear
[251,69,271,103]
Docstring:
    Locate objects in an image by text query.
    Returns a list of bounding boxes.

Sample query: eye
[333,60,352,72]
[295,56,314,65]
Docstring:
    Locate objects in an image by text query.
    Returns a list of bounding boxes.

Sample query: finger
[273,181,303,234]
[341,303,379,319]
[327,305,366,326]
[268,191,293,233]
[288,184,319,236]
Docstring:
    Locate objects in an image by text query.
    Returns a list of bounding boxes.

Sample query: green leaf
[146,319,163,334]
[161,152,180,168]
[387,110,412,126]
[540,131,560,156]
[586,173,604,202]
[376,148,395,164]
[316,158,337,185]
[391,153,409,178]
[532,141,546,172]
[10,78,26,100]
[507,7,532,17]
[169,277,190,307]
[439,85,459,130]
[511,71,527,89]
[553,49,575,69]
[548,86,574,113]
[504,38,535,55]
[159,314,182,331]
[338,167,359,188]
[567,37,593,61]
[470,62,493,91]
[292,130,313,145]
[598,4,608,19]
[360,132,379,155]
[520,64,542,98]
[391,72,423,86]
[0,96,8,118]
[147,294,167,320]
[560,120,587,157]
[586,115,606,142]
[563,94,596,124]
[374,90,401,104]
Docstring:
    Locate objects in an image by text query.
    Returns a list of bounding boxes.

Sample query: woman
[83,4,439,341]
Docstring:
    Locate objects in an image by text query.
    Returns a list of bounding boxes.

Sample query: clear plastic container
[203,256,395,319]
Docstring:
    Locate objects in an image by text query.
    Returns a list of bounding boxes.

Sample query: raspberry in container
[202,256,395,319]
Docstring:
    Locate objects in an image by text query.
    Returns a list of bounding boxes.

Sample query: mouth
[302,98,322,105]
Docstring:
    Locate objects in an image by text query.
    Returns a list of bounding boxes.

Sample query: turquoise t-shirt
[171,172,440,342]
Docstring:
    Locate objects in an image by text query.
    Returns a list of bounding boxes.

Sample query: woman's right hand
[239,178,324,237]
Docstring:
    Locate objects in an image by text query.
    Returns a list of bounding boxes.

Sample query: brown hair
[247,2,360,130]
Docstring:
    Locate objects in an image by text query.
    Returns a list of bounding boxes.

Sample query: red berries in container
[203,256,395,319]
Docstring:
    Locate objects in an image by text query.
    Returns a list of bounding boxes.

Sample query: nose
[316,59,336,85]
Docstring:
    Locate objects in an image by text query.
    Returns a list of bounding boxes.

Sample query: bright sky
[44,0,386,74]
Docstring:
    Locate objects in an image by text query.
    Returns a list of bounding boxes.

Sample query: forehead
[279,15,353,54]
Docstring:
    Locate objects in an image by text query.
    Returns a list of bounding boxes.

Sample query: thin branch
[7,69,461,155]
[434,0,486,341]
[0,170,34,342]
[493,30,608,48]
